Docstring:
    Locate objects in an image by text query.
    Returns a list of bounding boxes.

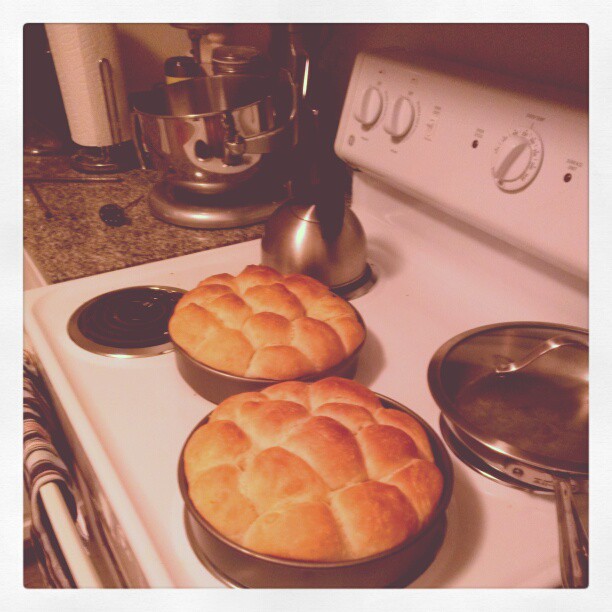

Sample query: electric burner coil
[67,286,185,358]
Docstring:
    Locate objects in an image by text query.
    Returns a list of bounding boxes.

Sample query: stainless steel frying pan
[428,322,588,588]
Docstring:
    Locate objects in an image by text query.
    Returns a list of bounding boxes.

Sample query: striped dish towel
[23,349,79,588]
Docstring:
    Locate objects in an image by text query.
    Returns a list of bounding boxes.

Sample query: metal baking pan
[171,308,367,404]
[177,394,454,588]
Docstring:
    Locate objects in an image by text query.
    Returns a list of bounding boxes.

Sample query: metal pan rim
[441,415,588,495]
[439,415,553,493]
[132,73,280,121]
[177,393,454,571]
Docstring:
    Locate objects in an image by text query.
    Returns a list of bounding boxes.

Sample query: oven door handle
[38,481,102,587]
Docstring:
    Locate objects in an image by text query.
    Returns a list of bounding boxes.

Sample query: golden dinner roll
[330,481,419,558]
[374,407,434,461]
[262,380,312,407]
[198,273,236,289]
[283,416,368,490]
[243,501,345,562]
[385,459,445,527]
[189,465,258,540]
[283,274,330,308]
[241,312,291,349]
[233,264,284,293]
[242,446,329,514]
[325,315,367,355]
[191,326,254,375]
[203,292,252,330]
[183,377,444,562]
[209,391,268,423]
[313,402,376,433]
[242,283,305,320]
[174,284,233,311]
[246,345,314,380]
[289,317,346,371]
[167,303,220,350]
[235,400,310,448]
[356,424,420,480]
[309,376,382,414]
[306,293,356,321]
[183,420,251,481]
[169,265,365,379]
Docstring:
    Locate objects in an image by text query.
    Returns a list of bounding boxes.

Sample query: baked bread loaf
[169,265,365,379]
[183,377,444,562]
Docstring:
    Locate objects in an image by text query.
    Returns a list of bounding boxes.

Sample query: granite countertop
[24,156,265,284]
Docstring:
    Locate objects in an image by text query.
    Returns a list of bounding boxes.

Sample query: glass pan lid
[428,322,588,475]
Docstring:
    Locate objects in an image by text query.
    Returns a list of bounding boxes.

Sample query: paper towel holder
[70,58,132,174]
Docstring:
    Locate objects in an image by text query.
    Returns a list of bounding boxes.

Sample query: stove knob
[492,128,544,192]
[384,96,415,139]
[354,86,383,127]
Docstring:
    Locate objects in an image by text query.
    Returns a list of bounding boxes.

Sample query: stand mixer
[131,30,298,229]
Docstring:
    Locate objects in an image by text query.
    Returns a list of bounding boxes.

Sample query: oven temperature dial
[491,128,543,192]
[384,96,415,139]
[354,86,383,127]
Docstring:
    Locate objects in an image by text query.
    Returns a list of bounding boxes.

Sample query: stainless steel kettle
[261,107,374,298]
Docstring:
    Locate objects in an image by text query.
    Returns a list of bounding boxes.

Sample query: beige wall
[116,23,588,103]
[318,23,588,87]
[116,23,271,92]
[319,24,587,113]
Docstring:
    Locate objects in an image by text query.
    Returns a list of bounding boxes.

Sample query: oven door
[23,345,140,588]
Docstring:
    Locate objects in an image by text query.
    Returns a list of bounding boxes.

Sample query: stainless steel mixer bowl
[131,70,297,194]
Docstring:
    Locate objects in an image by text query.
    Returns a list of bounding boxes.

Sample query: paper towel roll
[45,24,131,147]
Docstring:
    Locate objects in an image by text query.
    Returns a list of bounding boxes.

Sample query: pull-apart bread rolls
[183,377,444,562]
[169,265,365,379]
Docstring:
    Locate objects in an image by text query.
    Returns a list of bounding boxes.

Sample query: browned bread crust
[169,265,365,379]
[183,377,444,562]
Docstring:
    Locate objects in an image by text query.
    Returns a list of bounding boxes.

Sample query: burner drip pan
[67,286,185,358]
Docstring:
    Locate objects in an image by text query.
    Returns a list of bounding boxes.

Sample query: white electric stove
[24,50,588,588]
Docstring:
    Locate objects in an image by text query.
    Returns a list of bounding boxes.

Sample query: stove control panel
[384,95,416,139]
[335,49,588,279]
[354,86,384,127]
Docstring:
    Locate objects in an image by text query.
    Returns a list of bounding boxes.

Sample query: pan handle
[553,474,588,588]
[240,69,299,155]
[494,334,588,375]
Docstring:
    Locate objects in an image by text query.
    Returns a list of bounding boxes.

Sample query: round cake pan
[171,308,367,404]
[178,394,454,588]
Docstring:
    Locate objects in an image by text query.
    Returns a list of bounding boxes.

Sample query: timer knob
[354,86,383,127]
[384,96,415,139]
[492,128,544,192]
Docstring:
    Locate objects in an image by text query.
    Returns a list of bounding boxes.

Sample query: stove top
[24,180,587,587]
